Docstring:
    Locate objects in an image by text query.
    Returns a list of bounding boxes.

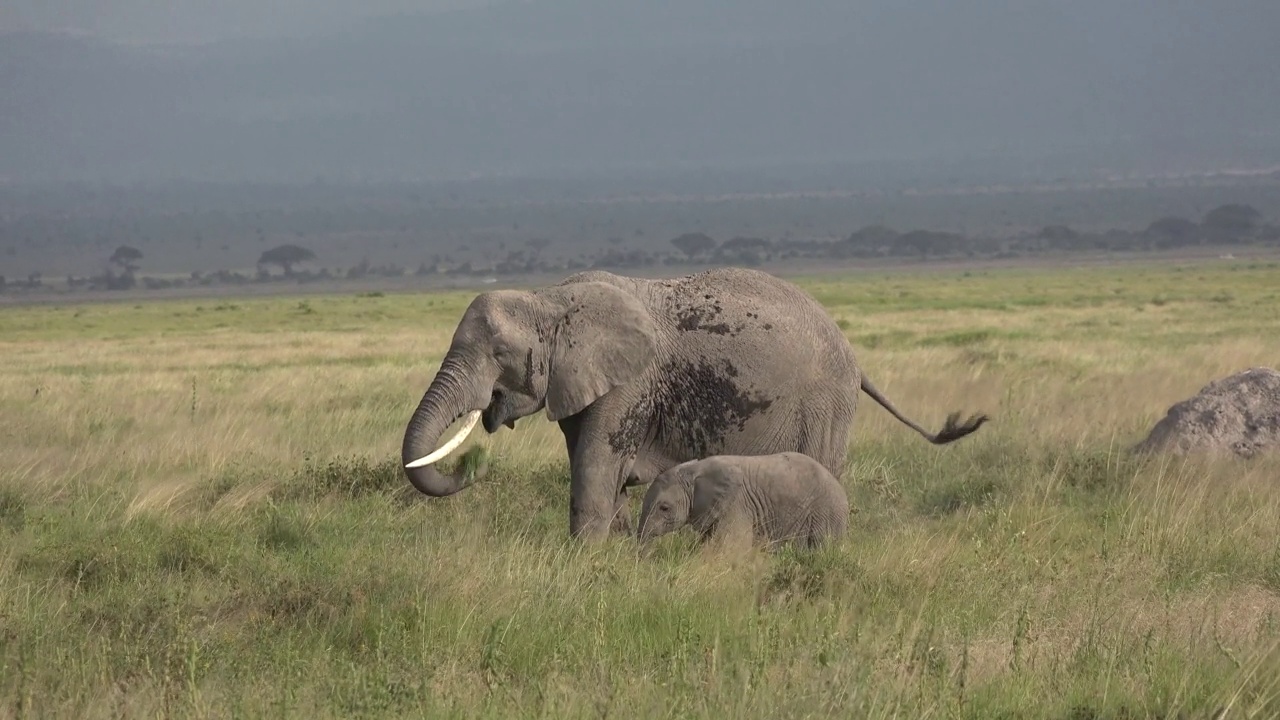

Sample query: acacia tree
[893,230,962,260]
[670,232,717,260]
[1202,204,1262,240]
[109,245,143,272]
[840,225,899,255]
[1144,217,1200,248]
[257,244,316,276]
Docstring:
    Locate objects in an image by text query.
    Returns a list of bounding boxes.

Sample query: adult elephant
[401,267,987,540]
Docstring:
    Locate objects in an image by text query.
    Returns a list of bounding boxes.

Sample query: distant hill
[2,0,1279,184]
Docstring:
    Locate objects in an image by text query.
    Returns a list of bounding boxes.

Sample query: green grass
[3,262,1280,718]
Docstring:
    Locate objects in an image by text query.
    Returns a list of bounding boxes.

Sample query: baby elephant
[638,452,849,549]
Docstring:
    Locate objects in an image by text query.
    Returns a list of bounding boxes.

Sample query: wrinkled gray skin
[637,452,850,549]
[402,267,987,541]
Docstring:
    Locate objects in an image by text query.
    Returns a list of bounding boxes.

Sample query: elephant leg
[568,450,632,540]
[626,450,673,490]
[558,414,584,457]
[795,402,855,481]
[612,450,676,536]
[560,413,634,540]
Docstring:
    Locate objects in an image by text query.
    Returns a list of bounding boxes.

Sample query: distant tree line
[2,203,1276,297]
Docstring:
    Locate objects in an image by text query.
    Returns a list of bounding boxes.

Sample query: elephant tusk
[406,410,481,468]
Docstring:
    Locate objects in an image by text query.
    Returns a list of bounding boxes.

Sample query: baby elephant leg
[700,511,756,554]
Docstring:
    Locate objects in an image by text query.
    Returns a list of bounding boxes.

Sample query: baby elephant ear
[690,460,742,520]
[543,281,658,421]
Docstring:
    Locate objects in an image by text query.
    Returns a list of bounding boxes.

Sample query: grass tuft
[277,455,407,501]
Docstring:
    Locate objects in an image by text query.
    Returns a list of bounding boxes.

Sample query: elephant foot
[569,505,615,542]
[569,519,613,542]
[569,491,633,540]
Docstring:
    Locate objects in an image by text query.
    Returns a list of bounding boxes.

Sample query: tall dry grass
[1,262,1279,718]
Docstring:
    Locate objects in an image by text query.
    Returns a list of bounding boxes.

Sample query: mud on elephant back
[399,267,989,541]
[1132,367,1280,459]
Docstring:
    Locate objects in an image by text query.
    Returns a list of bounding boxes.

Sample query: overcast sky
[2,0,1278,184]
[0,0,488,44]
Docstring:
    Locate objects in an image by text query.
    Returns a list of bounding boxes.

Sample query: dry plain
[2,260,1280,718]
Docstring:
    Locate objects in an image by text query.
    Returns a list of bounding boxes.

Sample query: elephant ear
[543,281,658,421]
[690,460,744,525]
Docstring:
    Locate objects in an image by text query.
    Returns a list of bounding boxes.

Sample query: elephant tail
[859,375,989,444]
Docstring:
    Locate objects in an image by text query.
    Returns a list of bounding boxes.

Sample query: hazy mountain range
[3,0,1279,185]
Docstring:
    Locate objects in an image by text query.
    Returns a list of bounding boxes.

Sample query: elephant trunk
[401,354,486,497]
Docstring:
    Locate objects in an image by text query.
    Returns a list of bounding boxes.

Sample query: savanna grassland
[3,261,1280,718]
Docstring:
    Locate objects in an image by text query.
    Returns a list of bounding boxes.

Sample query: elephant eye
[658,502,671,512]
